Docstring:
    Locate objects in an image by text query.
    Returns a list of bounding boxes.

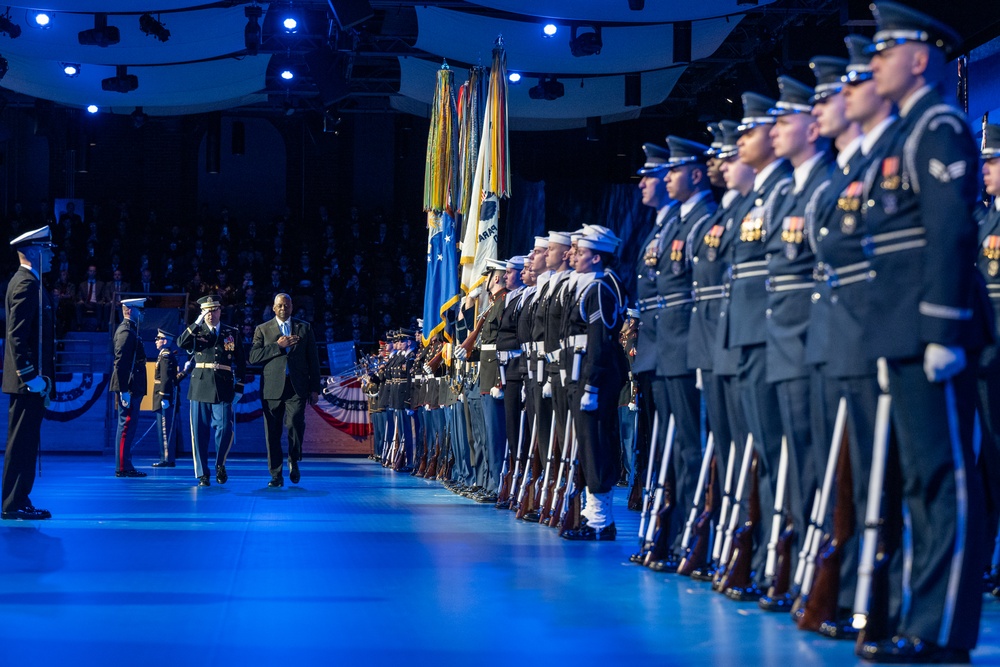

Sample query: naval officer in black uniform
[858,2,991,662]
[2,226,55,520]
[111,297,148,478]
[177,294,247,487]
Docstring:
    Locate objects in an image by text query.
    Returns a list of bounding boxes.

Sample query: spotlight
[78,14,119,47]
[32,12,51,28]
[131,107,148,128]
[62,63,80,77]
[244,4,262,55]
[0,12,21,39]
[570,25,602,57]
[101,65,138,93]
[0,55,8,81]
[528,77,564,101]
[508,72,521,84]
[280,68,294,81]
[139,13,170,42]
[281,6,303,34]
[87,104,98,114]
[542,23,557,37]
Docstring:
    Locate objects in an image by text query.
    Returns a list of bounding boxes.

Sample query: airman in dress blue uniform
[857,2,992,662]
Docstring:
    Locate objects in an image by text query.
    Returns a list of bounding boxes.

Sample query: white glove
[580,389,598,412]
[695,368,703,391]
[194,311,206,325]
[520,385,526,402]
[456,392,464,403]
[923,344,966,383]
[489,386,504,399]
[542,380,553,399]
[25,376,47,394]
[627,401,638,412]
[120,392,131,408]
[454,346,468,361]
[161,399,170,410]
[877,357,890,393]
[232,392,243,405]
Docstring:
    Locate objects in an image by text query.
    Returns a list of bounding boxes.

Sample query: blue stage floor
[0,456,997,666]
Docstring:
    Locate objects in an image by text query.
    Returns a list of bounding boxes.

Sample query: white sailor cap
[10,225,54,249]
[578,227,620,255]
[506,256,527,271]
[534,235,550,249]
[547,231,572,247]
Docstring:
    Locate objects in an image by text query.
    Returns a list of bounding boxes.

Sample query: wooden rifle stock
[793,397,848,619]
[504,411,528,508]
[799,420,854,631]
[533,419,559,523]
[681,434,715,555]
[712,440,738,565]
[640,417,678,566]
[514,415,540,518]
[459,312,488,359]
[558,427,583,536]
[438,428,454,481]
[721,453,761,597]
[713,434,755,590]
[424,430,440,479]
[678,454,717,576]
[761,437,795,607]
[547,414,575,528]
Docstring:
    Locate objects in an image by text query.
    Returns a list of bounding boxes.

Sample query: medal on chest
[880,156,900,191]
[669,240,685,275]
[781,216,804,260]
[224,334,235,352]
[642,234,660,279]
[984,235,1000,276]
[704,224,723,262]
[838,182,863,235]
[740,210,764,243]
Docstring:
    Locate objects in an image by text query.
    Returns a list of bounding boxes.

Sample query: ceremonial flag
[460,37,509,294]
[423,210,460,341]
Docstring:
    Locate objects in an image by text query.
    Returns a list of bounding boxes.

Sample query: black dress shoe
[152,461,175,468]
[289,460,300,484]
[521,510,541,522]
[647,557,680,573]
[858,636,970,664]
[475,492,498,504]
[725,582,765,602]
[690,564,717,581]
[818,617,859,640]
[758,592,794,612]
[561,523,617,541]
[1,507,49,520]
[116,469,147,478]
[268,475,284,488]
[198,475,211,487]
[629,551,649,564]
[24,505,52,519]
[216,464,227,484]
[397,466,413,473]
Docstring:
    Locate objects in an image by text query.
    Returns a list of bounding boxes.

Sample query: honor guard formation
[2,1,999,664]
[359,3,1000,663]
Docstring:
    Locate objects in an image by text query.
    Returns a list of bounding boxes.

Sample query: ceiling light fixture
[139,13,170,42]
[281,5,303,34]
[78,14,119,47]
[62,63,80,77]
[101,64,138,93]
[508,72,521,84]
[244,4,262,55]
[569,25,602,57]
[0,11,21,38]
[528,77,564,101]
[86,104,98,114]
[31,12,51,28]
[542,23,557,38]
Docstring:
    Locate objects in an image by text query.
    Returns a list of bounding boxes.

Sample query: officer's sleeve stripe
[918,301,972,320]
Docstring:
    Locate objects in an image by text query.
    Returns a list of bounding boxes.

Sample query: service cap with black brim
[867,0,963,56]
[768,76,815,116]
[706,122,725,157]
[843,35,875,85]
[737,92,779,134]
[664,136,711,169]
[809,56,848,103]
[983,124,1000,161]
[197,294,222,310]
[637,142,670,176]
[717,120,741,159]
[10,225,54,249]
[155,328,175,340]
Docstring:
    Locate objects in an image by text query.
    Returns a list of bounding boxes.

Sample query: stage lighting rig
[569,25,602,57]
[528,77,564,101]
[139,13,170,42]
[102,65,138,93]
[244,4,262,55]
[79,14,120,47]
[0,11,21,39]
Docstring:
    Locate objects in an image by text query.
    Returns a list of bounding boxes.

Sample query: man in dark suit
[249,293,321,487]
[177,294,246,487]
[110,297,149,477]
[2,226,55,520]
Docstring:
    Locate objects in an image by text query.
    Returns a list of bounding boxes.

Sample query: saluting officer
[177,294,247,487]
[2,226,55,521]
[152,328,179,468]
[111,297,148,478]
[858,2,991,662]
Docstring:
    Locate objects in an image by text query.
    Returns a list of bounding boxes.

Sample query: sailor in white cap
[111,297,149,478]
[560,227,628,541]
[2,226,55,520]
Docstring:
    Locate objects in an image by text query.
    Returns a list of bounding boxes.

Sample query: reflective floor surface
[0,456,996,666]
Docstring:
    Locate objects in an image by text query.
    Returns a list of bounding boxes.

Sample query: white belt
[498,350,523,363]
[195,362,231,372]
[564,334,588,349]
[480,343,497,351]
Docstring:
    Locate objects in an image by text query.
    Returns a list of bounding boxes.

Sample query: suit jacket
[100,280,130,303]
[109,318,148,394]
[249,317,322,400]
[863,88,992,359]
[77,279,105,304]
[177,321,246,403]
[3,266,55,395]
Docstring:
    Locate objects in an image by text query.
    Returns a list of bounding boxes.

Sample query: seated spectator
[75,264,105,331]
[52,269,76,336]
